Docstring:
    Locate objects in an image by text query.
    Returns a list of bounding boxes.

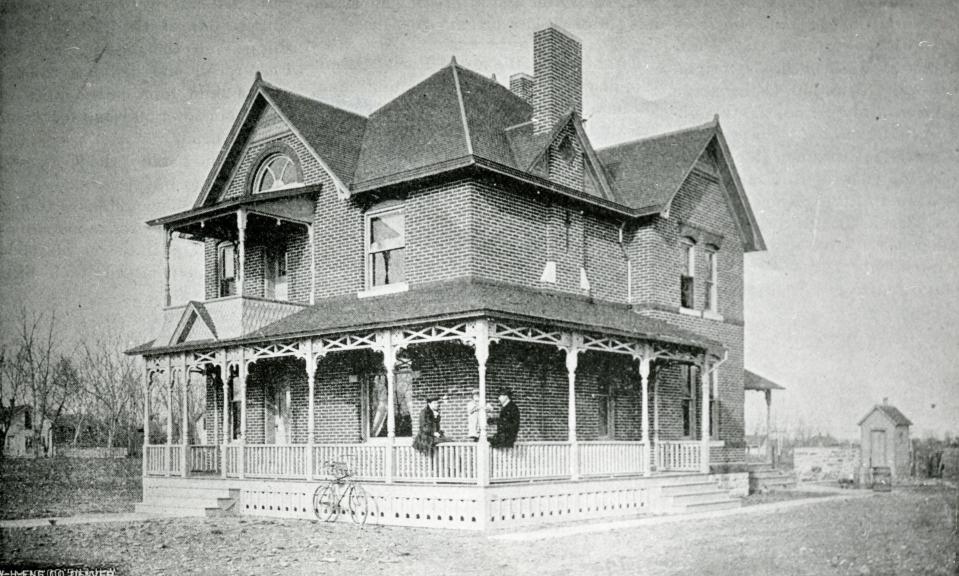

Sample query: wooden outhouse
[858,399,912,481]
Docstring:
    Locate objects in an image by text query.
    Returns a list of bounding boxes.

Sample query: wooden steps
[748,465,797,493]
[660,477,741,513]
[137,483,240,518]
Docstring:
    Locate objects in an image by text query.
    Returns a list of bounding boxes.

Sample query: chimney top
[883,397,888,405]
[532,24,583,136]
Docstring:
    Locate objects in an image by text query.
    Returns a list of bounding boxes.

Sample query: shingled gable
[192,73,367,208]
[597,117,766,251]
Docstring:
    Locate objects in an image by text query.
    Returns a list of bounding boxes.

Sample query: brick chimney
[509,72,534,104]
[532,24,582,136]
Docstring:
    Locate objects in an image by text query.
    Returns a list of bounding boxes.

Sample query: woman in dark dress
[413,397,444,455]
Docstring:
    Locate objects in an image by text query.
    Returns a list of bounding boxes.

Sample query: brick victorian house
[130,25,766,529]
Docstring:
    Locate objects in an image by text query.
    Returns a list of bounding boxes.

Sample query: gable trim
[193,74,351,209]
[170,302,218,346]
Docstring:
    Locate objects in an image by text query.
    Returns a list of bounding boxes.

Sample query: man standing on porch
[488,389,520,448]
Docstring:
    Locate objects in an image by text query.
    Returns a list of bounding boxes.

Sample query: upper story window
[366,203,406,288]
[253,154,300,194]
[217,241,237,297]
[264,246,288,301]
[704,247,718,313]
[680,239,696,309]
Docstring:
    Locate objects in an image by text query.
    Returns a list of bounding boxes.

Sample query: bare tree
[4,310,76,458]
[76,333,141,449]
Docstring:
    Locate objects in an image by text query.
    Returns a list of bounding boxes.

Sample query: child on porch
[466,389,481,442]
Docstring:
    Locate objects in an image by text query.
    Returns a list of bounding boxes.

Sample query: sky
[1,0,957,440]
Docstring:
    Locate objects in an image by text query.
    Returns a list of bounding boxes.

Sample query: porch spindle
[638,356,651,477]
[473,319,491,487]
[142,360,150,478]
[181,354,189,478]
[700,358,711,474]
[220,350,229,479]
[165,356,173,476]
[562,333,582,481]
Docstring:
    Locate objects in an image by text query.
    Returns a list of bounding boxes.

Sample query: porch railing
[394,442,477,483]
[579,441,646,477]
[245,445,307,478]
[656,441,701,471]
[189,445,220,473]
[490,441,570,482]
[147,440,690,481]
[313,443,386,480]
[145,445,167,474]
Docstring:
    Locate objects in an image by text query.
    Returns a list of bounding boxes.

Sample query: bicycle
[313,459,369,525]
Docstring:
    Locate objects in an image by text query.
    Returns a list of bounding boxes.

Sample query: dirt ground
[0,457,140,519]
[2,484,956,576]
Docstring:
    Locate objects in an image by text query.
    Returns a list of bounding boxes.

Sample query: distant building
[858,399,912,480]
[3,406,54,458]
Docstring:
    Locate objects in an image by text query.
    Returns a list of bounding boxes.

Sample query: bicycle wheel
[313,482,339,522]
[348,483,369,526]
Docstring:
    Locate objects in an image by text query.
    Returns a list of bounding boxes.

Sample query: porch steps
[748,465,796,493]
[136,485,240,518]
[660,478,741,514]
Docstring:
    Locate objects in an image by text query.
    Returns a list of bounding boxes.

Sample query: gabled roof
[744,370,785,391]
[858,404,913,427]
[596,118,766,251]
[192,74,367,208]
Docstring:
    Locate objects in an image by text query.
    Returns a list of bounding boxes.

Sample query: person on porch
[466,389,481,442]
[488,388,520,448]
[413,397,446,455]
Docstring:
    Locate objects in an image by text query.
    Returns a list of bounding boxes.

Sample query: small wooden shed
[858,399,912,480]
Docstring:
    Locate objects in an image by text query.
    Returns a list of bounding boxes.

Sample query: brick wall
[630,162,748,466]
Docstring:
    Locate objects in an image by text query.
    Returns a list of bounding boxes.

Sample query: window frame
[264,245,289,301]
[596,380,616,439]
[681,364,699,439]
[217,241,238,298]
[704,247,718,313]
[680,238,696,310]
[252,153,301,195]
[363,202,408,293]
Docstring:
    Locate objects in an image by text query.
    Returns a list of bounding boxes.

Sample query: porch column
[304,339,322,481]
[700,358,711,474]
[653,377,660,471]
[638,356,652,477]
[238,348,248,479]
[220,350,229,479]
[765,389,773,464]
[163,227,172,307]
[378,330,398,484]
[142,360,150,478]
[472,319,491,487]
[236,208,247,298]
[562,333,583,481]
[180,354,189,478]
[165,356,173,476]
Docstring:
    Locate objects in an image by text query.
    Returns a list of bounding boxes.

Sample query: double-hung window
[366,205,406,288]
[681,365,699,438]
[680,239,696,309]
[217,242,238,297]
[704,248,718,313]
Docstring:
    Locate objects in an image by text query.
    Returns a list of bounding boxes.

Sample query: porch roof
[252,278,722,353]
[744,370,785,391]
[130,279,724,356]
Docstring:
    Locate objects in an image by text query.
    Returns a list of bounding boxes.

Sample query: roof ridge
[596,119,716,154]
[260,81,368,120]
[452,63,532,110]
[367,64,455,117]
[450,57,474,157]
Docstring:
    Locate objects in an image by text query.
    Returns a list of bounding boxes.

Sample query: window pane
[259,170,275,192]
[371,213,404,245]
[681,275,694,308]
[371,248,405,286]
[277,158,296,186]
[221,246,235,278]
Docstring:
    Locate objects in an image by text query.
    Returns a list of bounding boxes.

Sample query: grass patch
[0,456,141,519]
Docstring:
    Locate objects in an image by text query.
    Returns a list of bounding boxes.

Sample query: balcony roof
[146,185,320,231]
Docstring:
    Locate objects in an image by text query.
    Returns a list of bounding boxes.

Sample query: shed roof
[858,403,913,427]
[744,370,785,391]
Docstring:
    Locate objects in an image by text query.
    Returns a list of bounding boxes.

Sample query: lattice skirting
[143,475,721,530]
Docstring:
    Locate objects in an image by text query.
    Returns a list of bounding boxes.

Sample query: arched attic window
[253,154,301,194]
